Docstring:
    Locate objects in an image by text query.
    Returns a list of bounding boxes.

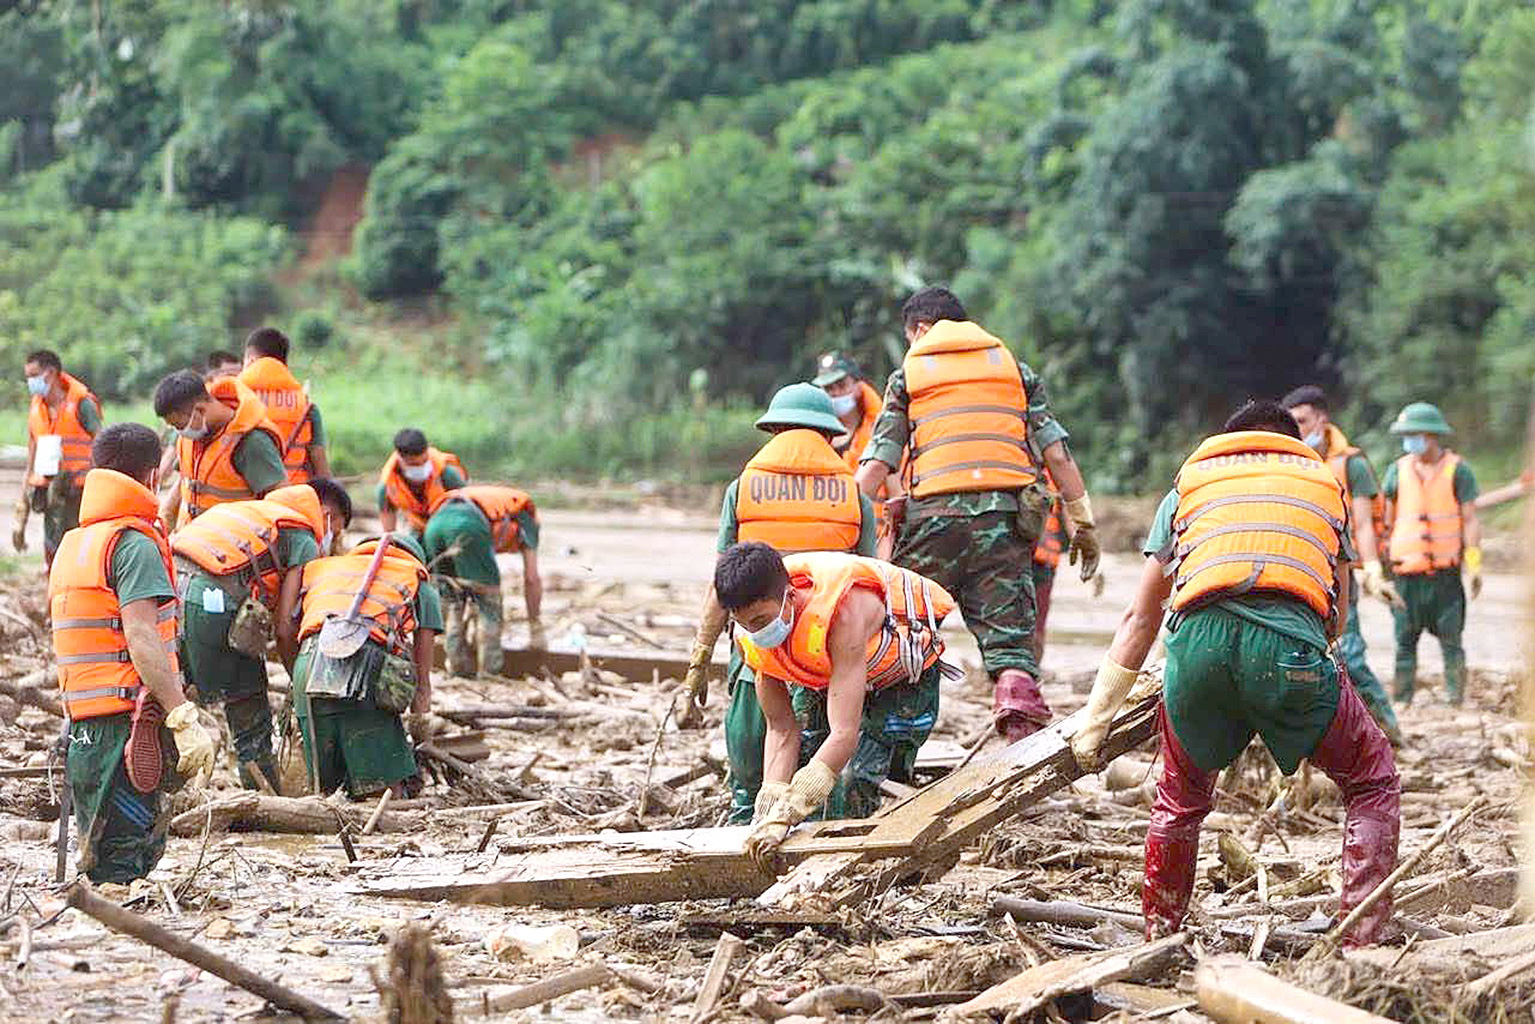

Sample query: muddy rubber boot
[992,669,1050,743]
[476,598,503,679]
[1143,707,1216,938]
[1308,679,1401,947]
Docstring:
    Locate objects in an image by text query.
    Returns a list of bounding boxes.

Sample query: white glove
[752,781,789,823]
[1359,560,1402,609]
[745,761,837,871]
[1070,658,1139,772]
[166,701,216,784]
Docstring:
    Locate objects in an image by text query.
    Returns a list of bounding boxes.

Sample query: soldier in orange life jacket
[239,327,333,484]
[812,352,906,558]
[378,428,468,535]
[15,349,103,569]
[152,369,288,522]
[677,385,878,824]
[1072,400,1400,948]
[714,542,955,870]
[171,478,353,792]
[856,287,1102,744]
[49,423,215,883]
[1381,402,1481,706]
[1281,385,1402,743]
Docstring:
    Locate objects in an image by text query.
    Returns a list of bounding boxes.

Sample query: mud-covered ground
[0,492,1529,1023]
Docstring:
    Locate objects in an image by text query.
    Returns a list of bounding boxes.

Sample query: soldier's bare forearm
[1042,441,1087,503]
[121,599,188,711]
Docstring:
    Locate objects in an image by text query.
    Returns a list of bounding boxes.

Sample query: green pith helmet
[812,351,860,388]
[1389,402,1453,436]
[755,382,846,436]
[387,531,428,565]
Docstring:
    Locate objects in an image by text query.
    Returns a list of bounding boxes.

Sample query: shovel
[317,535,393,659]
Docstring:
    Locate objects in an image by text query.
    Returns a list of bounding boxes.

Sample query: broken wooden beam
[0,667,62,718]
[473,963,613,1015]
[1194,956,1395,1024]
[990,897,1144,932]
[169,793,416,837]
[691,932,744,1022]
[952,933,1187,1018]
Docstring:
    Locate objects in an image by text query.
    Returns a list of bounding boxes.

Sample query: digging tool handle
[342,535,394,622]
[66,882,344,1020]
[53,718,71,883]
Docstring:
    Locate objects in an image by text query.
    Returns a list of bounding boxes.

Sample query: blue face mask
[745,591,793,649]
[828,392,858,417]
[1402,435,1429,455]
[1303,429,1324,452]
[25,375,47,396]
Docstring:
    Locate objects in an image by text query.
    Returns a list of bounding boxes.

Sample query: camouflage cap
[811,351,860,388]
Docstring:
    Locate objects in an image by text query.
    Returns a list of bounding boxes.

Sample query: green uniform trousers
[177,569,275,786]
[292,641,419,797]
[1336,575,1400,740]
[723,645,763,824]
[424,506,503,677]
[893,511,1038,678]
[41,483,84,562]
[791,664,941,819]
[1391,569,1466,704]
[1164,606,1339,775]
[67,714,167,884]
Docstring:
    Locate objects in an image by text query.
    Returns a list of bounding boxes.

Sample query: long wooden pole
[66,883,343,1020]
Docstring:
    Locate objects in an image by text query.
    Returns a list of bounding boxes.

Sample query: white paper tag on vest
[33,435,63,477]
[202,588,226,614]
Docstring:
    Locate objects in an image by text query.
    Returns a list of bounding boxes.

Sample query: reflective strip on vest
[1389,453,1463,574]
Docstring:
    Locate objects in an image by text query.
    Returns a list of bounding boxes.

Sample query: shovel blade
[318,617,372,659]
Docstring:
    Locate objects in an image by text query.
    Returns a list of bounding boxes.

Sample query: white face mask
[401,462,433,483]
[743,591,793,649]
[828,392,858,416]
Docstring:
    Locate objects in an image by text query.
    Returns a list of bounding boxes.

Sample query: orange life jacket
[48,469,180,720]
[379,447,467,532]
[238,357,316,484]
[1034,495,1068,569]
[740,553,955,692]
[735,430,863,554]
[1170,431,1347,620]
[1389,452,1464,574]
[28,372,101,486]
[298,540,428,656]
[903,320,1035,498]
[1319,424,1386,556]
[178,377,286,520]
[171,486,323,604]
[429,485,536,553]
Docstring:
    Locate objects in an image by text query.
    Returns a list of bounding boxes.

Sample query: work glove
[1064,496,1101,584]
[1359,560,1403,609]
[10,495,27,553]
[1070,658,1139,772]
[674,642,713,730]
[165,701,216,785]
[753,781,788,823]
[1464,546,1483,600]
[406,712,450,745]
[744,760,837,873]
[526,618,547,651]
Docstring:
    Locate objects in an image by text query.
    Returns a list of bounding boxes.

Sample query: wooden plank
[1195,956,1395,1024]
[952,934,1187,1017]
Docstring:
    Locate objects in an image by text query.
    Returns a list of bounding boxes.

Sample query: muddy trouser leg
[1031,561,1055,666]
[1307,677,1401,947]
[225,689,278,792]
[722,648,764,824]
[1338,578,1399,740]
[1391,578,1425,703]
[839,667,941,819]
[442,586,472,677]
[1144,705,1216,939]
[1426,572,1467,704]
[474,586,503,677]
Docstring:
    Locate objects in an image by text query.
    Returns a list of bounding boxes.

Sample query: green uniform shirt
[227,429,288,497]
[109,530,176,605]
[307,404,327,447]
[77,399,103,436]
[414,578,445,632]
[860,362,1070,517]
[1380,457,1479,504]
[375,464,467,513]
[1340,452,1378,499]
[715,480,878,555]
[1145,489,1357,651]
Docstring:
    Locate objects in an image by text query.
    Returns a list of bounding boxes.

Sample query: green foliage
[293,309,337,349]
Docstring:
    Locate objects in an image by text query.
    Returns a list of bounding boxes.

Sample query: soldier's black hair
[92,423,162,484]
[393,428,428,457]
[206,350,240,371]
[308,477,354,528]
[1279,384,1329,413]
[1223,399,1303,439]
[244,326,291,363]
[901,287,967,330]
[152,370,211,418]
[24,350,62,372]
[714,542,790,611]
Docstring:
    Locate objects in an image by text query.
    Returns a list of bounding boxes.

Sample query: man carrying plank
[1071,400,1401,947]
[713,542,955,868]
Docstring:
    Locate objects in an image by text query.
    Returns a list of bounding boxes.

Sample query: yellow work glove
[1359,559,1402,609]
[165,701,216,785]
[744,760,837,872]
[1464,546,1483,599]
[753,781,788,823]
[10,495,27,553]
[1070,658,1139,772]
[1064,495,1101,584]
[673,640,714,730]
[526,618,547,651]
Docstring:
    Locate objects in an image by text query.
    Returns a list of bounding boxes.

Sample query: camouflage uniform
[863,365,1068,683]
